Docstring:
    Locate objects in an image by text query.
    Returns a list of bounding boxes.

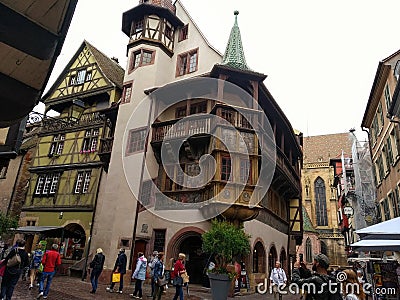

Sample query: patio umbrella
[356,217,400,240]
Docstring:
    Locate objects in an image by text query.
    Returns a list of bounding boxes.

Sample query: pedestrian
[89,248,105,294]
[37,243,61,299]
[270,261,287,299]
[0,239,29,300]
[106,248,127,294]
[172,253,186,300]
[29,241,46,290]
[341,269,366,300]
[292,253,341,300]
[148,250,159,297]
[152,252,166,300]
[130,252,147,299]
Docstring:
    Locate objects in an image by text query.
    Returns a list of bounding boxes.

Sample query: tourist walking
[148,250,159,297]
[37,244,61,299]
[106,248,127,294]
[270,261,287,299]
[172,253,186,300]
[0,239,29,300]
[152,252,165,300]
[29,241,46,290]
[130,252,147,299]
[89,248,105,294]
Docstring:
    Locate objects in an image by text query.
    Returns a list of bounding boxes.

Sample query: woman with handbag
[153,252,166,300]
[0,239,29,300]
[89,248,105,294]
[172,253,186,300]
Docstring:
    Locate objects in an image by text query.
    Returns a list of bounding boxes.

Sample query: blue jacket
[132,255,147,280]
[113,252,127,274]
[153,259,164,280]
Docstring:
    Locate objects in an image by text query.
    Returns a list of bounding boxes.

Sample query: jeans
[0,268,21,300]
[90,269,102,292]
[110,273,124,291]
[39,270,56,296]
[173,284,184,300]
[153,284,164,300]
[132,279,143,298]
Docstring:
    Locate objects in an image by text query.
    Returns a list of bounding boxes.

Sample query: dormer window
[69,69,91,86]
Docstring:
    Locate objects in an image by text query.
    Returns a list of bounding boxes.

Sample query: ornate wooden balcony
[41,112,105,134]
[152,115,212,143]
[275,147,301,196]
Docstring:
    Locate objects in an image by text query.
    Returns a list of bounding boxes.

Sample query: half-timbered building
[19,41,124,271]
[91,0,303,287]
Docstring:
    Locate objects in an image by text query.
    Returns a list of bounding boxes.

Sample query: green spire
[221,11,250,70]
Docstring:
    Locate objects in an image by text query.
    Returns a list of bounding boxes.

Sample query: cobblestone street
[6,275,300,300]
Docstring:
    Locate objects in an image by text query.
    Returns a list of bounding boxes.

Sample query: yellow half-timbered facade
[20,41,124,267]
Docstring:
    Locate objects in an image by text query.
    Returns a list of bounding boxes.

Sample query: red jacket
[173,259,185,278]
[42,249,61,273]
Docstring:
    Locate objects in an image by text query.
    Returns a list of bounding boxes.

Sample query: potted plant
[202,220,251,300]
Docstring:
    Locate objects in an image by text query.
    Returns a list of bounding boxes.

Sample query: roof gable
[43,41,124,105]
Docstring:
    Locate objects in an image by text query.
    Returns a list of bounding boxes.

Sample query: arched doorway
[253,241,266,273]
[168,229,206,284]
[268,245,277,274]
[279,248,287,272]
[62,223,86,260]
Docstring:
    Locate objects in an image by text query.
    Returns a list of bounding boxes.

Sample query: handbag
[0,260,6,277]
[7,249,21,268]
[157,275,168,286]
[172,275,183,287]
[181,271,189,284]
[112,272,121,283]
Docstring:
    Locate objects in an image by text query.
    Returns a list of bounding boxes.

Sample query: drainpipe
[81,168,103,280]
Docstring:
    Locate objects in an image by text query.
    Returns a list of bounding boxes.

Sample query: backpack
[7,249,21,268]
[32,250,43,268]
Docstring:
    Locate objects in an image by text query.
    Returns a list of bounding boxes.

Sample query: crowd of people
[0,239,388,300]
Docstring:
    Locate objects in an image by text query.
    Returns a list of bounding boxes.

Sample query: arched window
[320,241,327,255]
[253,241,266,273]
[314,177,328,226]
[268,245,277,274]
[305,238,312,263]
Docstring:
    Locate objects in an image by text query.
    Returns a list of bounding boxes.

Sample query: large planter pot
[208,273,232,300]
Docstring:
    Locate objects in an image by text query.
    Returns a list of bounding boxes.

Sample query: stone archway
[253,240,266,273]
[279,247,287,273]
[167,227,206,284]
[268,244,278,274]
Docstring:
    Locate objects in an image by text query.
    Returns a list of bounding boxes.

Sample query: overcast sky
[39,0,400,141]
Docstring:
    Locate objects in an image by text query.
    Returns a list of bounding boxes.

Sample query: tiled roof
[85,41,125,89]
[303,133,353,164]
[302,207,317,233]
[221,11,250,71]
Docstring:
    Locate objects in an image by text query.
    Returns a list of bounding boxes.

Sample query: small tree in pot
[202,220,251,299]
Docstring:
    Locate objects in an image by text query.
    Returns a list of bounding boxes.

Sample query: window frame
[314,177,328,226]
[176,48,199,77]
[121,81,133,104]
[74,170,92,194]
[129,49,155,72]
[178,24,189,42]
[76,69,86,85]
[34,173,61,196]
[126,127,147,155]
[81,128,99,153]
[221,155,232,181]
[48,134,65,157]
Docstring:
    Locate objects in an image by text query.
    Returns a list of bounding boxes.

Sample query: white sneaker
[106,287,113,293]
[29,284,33,290]
[36,292,43,299]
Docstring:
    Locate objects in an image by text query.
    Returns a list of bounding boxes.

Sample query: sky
[38,0,400,141]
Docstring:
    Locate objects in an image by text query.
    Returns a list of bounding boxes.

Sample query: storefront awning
[14,226,83,239]
[356,217,400,240]
[350,239,400,251]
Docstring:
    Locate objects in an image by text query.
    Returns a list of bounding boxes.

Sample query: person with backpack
[89,248,105,294]
[0,239,29,300]
[130,252,147,299]
[148,250,159,297]
[37,244,61,299]
[292,253,341,300]
[29,241,46,290]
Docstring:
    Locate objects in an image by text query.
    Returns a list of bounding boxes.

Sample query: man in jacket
[89,248,105,294]
[37,244,61,299]
[106,248,127,294]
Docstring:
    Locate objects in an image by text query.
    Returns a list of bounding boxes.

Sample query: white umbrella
[356,217,400,239]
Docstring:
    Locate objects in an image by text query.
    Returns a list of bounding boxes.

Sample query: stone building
[90,0,303,285]
[302,133,353,267]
